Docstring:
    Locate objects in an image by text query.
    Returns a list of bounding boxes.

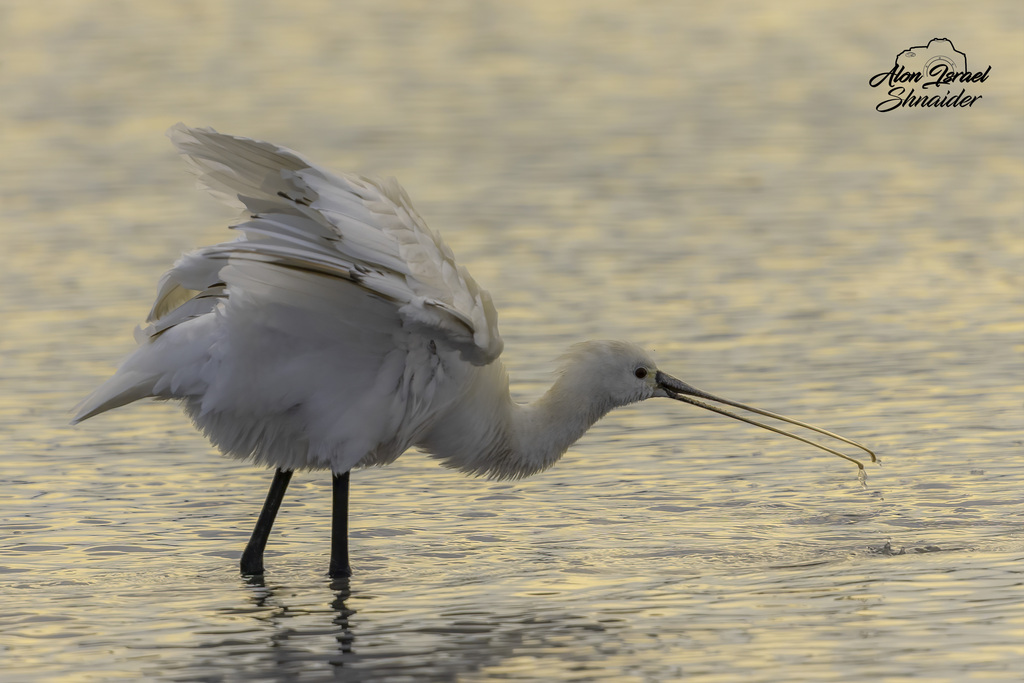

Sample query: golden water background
[1,1,1022,680]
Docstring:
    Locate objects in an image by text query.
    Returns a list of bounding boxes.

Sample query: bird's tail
[71,370,159,424]
[71,315,214,424]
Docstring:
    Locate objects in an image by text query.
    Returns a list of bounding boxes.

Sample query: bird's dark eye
[634,367,648,379]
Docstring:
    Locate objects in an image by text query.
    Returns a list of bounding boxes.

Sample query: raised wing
[161,124,503,365]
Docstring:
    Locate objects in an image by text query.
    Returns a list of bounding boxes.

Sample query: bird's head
[556,340,661,409]
[557,340,876,472]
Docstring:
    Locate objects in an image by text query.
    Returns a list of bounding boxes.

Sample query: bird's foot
[328,561,352,579]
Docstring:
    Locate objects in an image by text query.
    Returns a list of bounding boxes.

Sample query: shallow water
[2,1,1023,681]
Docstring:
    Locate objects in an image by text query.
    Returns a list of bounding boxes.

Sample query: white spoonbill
[73,125,876,577]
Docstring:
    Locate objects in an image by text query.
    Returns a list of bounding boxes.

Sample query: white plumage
[73,126,658,479]
[73,125,874,575]
[75,125,510,474]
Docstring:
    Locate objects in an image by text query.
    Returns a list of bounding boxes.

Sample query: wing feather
[164,123,503,365]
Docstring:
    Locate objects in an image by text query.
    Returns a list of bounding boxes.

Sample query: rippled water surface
[2,1,1023,681]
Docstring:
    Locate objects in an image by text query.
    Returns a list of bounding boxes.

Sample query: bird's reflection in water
[203,573,364,675]
[204,574,622,681]
[329,578,357,659]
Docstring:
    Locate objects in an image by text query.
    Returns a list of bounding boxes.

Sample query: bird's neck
[419,362,615,480]
[512,373,615,471]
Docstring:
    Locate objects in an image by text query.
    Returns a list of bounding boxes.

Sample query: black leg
[240,468,293,575]
[329,470,352,578]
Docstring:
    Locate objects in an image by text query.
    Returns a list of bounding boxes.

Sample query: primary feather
[165,124,503,365]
